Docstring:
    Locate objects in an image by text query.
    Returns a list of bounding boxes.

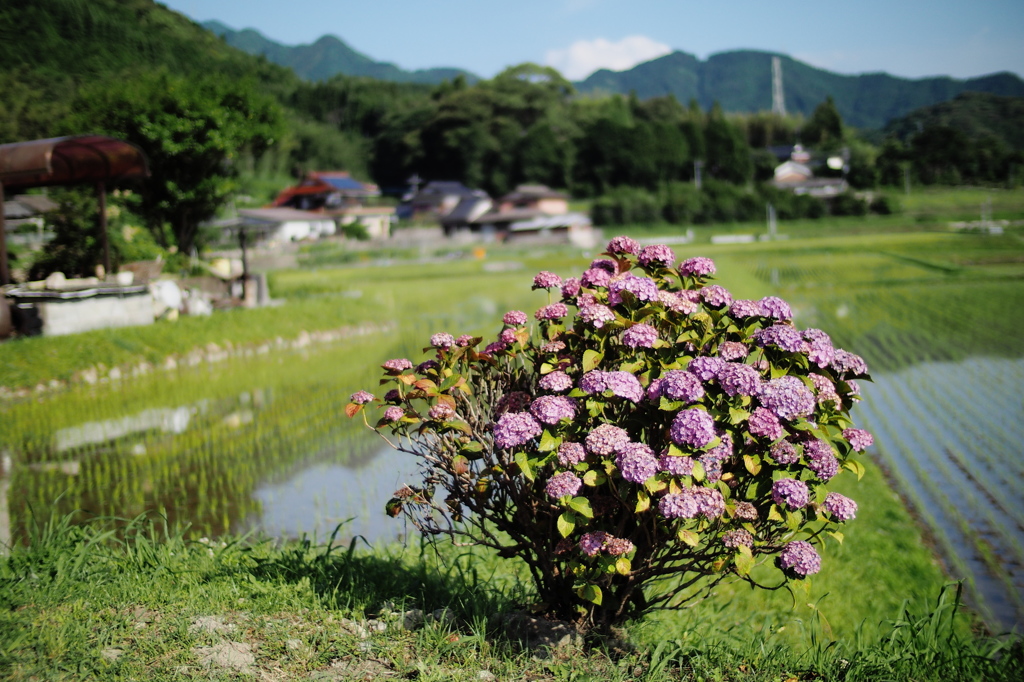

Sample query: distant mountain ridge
[204,21,478,85]
[575,50,1024,130]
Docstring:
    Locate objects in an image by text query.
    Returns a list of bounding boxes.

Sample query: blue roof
[324,176,367,191]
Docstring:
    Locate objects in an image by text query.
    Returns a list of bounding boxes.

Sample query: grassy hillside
[885,91,1024,150]
[576,49,1024,130]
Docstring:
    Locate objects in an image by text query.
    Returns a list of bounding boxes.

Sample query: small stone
[401,609,425,630]
[338,618,369,639]
[477,671,496,681]
[427,608,456,627]
[286,639,303,651]
[189,615,236,635]
[100,648,123,661]
[194,641,255,672]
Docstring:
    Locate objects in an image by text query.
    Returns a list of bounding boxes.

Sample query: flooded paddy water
[2,234,1023,632]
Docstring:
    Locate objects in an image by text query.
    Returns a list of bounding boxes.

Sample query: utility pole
[766,202,777,240]
[771,57,786,116]
[694,160,704,190]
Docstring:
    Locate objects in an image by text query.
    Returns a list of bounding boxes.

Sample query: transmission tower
[772,56,786,116]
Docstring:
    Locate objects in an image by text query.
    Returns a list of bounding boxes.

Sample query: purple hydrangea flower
[560,277,581,299]
[383,406,405,422]
[695,487,726,518]
[699,455,723,483]
[729,299,764,319]
[530,395,577,424]
[541,340,566,353]
[590,258,618,273]
[843,428,874,451]
[580,531,610,556]
[546,471,582,499]
[753,325,805,352]
[659,491,699,519]
[428,403,455,421]
[535,303,569,321]
[603,371,645,403]
[384,389,401,403]
[846,379,861,396]
[605,537,635,556]
[779,541,821,576]
[578,304,616,328]
[759,376,816,420]
[735,501,759,520]
[659,453,695,476]
[832,349,868,377]
[581,268,612,288]
[484,341,506,354]
[723,529,754,548]
[661,370,705,403]
[579,371,607,395]
[680,257,716,277]
[585,424,630,456]
[456,334,475,347]
[803,438,839,481]
[557,442,587,467]
[770,439,801,465]
[499,328,518,346]
[688,356,725,382]
[772,478,810,509]
[539,371,573,393]
[638,244,675,268]
[670,409,717,448]
[822,492,858,521]
[810,373,840,405]
[718,341,749,361]
[383,358,413,372]
[701,285,733,308]
[803,329,836,368]
[607,235,641,255]
[748,407,784,440]
[717,362,763,397]
[622,323,659,348]
[350,390,375,404]
[532,271,563,289]
[577,293,596,307]
[430,333,456,349]
[503,310,528,326]
[492,412,542,449]
[608,275,659,305]
[659,290,700,315]
[759,296,793,321]
[615,442,659,484]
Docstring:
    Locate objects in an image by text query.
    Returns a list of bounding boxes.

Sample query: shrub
[349,236,872,634]
[869,194,901,215]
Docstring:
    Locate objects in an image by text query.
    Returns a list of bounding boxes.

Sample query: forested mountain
[204,21,478,85]
[576,50,1024,130]
[884,92,1024,151]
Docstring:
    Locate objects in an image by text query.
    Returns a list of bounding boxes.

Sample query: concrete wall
[37,292,155,336]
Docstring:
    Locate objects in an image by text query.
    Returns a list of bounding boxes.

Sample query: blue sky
[162,0,1024,81]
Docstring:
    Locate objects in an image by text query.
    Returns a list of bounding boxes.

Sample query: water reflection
[854,355,1024,632]
[244,445,418,544]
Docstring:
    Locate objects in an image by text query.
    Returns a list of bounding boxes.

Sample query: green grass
[0,512,1019,681]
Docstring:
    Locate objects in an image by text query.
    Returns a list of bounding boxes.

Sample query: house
[398,181,480,220]
[771,145,847,197]
[333,205,395,240]
[271,171,380,211]
[497,184,569,215]
[237,208,336,243]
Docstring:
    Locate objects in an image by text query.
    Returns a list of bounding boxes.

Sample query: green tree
[69,70,284,254]
[802,96,844,148]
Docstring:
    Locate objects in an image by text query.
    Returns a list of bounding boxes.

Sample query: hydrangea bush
[348,236,872,632]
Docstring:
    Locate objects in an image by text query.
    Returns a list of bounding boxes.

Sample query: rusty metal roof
[0,135,149,190]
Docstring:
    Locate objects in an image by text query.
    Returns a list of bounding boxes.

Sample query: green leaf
[635,489,650,513]
[568,497,594,518]
[538,429,559,452]
[829,530,845,545]
[557,512,576,538]
[615,557,632,576]
[439,373,463,392]
[515,451,534,481]
[692,460,706,482]
[578,584,603,605]
[767,505,784,523]
[843,459,866,480]
[735,545,755,575]
[459,441,485,459]
[583,349,604,372]
[729,407,750,425]
[619,360,643,374]
[677,529,700,546]
[743,454,761,475]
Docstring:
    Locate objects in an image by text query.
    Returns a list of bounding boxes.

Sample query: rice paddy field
[2,192,1023,648]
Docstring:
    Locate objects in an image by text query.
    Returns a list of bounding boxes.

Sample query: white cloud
[544,35,672,80]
